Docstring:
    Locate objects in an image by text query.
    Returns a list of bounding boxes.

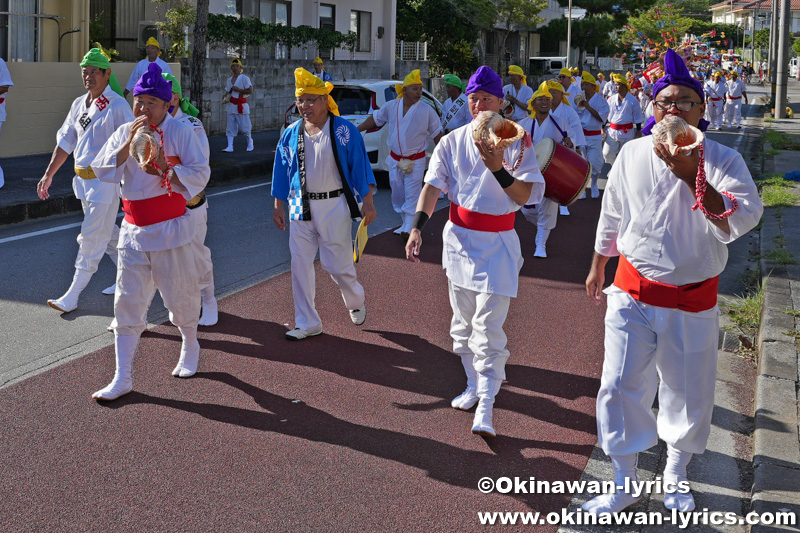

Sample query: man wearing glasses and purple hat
[90,63,211,401]
[405,66,544,439]
[583,49,762,515]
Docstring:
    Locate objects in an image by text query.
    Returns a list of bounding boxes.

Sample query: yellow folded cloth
[74,166,97,180]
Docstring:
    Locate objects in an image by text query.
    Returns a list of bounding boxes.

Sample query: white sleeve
[55,106,78,155]
[170,124,211,200]
[92,124,131,184]
[427,106,442,138]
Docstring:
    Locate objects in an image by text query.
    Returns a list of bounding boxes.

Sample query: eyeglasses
[295,96,322,107]
[653,100,703,112]
[558,75,570,79]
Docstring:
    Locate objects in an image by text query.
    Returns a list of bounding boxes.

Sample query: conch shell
[472,111,525,150]
[651,115,704,156]
[573,92,586,107]
[130,127,161,169]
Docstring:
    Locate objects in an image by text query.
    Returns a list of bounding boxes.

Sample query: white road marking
[0,181,272,245]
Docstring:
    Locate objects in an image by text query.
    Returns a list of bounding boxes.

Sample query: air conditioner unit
[138,22,158,48]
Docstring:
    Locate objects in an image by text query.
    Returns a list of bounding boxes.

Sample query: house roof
[711,0,800,11]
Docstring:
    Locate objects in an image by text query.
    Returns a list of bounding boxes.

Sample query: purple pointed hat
[133,62,173,102]
[652,48,704,101]
[465,66,504,99]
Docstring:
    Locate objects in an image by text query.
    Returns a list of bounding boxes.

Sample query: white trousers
[448,281,511,381]
[75,198,120,273]
[0,122,4,188]
[724,99,742,127]
[188,202,214,291]
[521,198,558,231]
[707,100,724,127]
[226,113,252,137]
[114,243,200,337]
[289,196,365,330]
[603,129,635,165]
[388,158,426,225]
[584,136,604,185]
[597,288,719,456]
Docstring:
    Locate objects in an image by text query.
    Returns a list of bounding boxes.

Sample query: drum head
[533,138,556,172]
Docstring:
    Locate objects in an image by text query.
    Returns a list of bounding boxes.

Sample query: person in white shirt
[273,69,377,340]
[724,72,748,129]
[704,71,726,130]
[163,72,218,327]
[405,66,545,438]
[503,65,534,122]
[441,74,471,133]
[518,82,574,259]
[223,58,254,152]
[0,57,12,188]
[602,73,644,166]
[575,72,610,198]
[549,80,586,216]
[90,63,211,400]
[123,37,174,98]
[358,69,442,237]
[584,49,762,516]
[37,49,134,313]
[602,73,618,99]
[312,56,333,83]
[597,72,607,96]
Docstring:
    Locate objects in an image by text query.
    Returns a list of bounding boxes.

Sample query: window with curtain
[9,0,36,62]
[349,10,371,53]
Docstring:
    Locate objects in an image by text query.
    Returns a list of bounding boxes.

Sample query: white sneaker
[534,245,547,258]
[102,283,116,295]
[559,206,570,216]
[246,140,254,152]
[285,326,323,340]
[222,146,233,153]
[349,305,366,325]
[591,184,600,198]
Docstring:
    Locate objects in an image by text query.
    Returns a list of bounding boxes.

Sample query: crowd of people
[31,38,765,519]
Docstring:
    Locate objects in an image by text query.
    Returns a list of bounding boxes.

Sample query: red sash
[728,96,741,100]
[609,122,634,133]
[449,203,515,232]
[613,255,718,312]
[122,194,186,227]
[583,129,602,136]
[230,96,248,113]
[390,151,426,161]
[709,97,723,101]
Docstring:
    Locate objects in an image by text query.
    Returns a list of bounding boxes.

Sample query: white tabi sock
[582,453,641,514]
[92,333,137,400]
[663,444,695,512]
[471,373,502,437]
[198,284,218,327]
[451,353,478,410]
[172,326,200,378]
[48,268,92,313]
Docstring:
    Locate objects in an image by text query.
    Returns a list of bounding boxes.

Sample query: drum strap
[548,115,568,142]
[613,255,718,312]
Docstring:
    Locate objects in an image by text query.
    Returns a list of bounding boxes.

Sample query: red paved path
[0,199,612,531]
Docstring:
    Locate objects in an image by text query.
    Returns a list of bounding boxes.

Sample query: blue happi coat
[272,113,376,221]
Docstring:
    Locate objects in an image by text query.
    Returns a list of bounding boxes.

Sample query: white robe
[0,58,13,122]
[577,92,609,184]
[551,102,586,149]
[441,94,471,132]
[502,83,534,121]
[724,79,746,127]
[603,92,644,164]
[125,58,174,92]
[704,80,726,126]
[593,135,763,455]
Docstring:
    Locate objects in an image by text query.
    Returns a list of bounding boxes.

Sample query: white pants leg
[0,121,4,188]
[289,197,364,331]
[75,198,120,274]
[597,289,719,456]
[584,136,604,188]
[226,114,238,138]
[189,203,214,292]
[239,114,253,136]
[731,100,742,126]
[709,101,724,127]
[227,113,251,138]
[114,244,200,337]
[388,159,426,229]
[448,281,511,381]
[603,131,633,166]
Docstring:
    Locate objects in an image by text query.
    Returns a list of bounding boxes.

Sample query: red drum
[533,138,592,206]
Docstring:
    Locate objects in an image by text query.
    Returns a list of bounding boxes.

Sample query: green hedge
[207,14,357,53]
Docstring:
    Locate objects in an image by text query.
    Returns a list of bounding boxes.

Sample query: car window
[329,87,373,115]
[421,91,442,117]
[384,86,397,102]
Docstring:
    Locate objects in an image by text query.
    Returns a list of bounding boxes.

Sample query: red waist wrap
[709,97,723,101]
[122,194,186,227]
[449,203,515,232]
[390,151,426,161]
[613,255,718,312]
[609,122,634,133]
[728,96,742,100]
[230,96,248,113]
[583,129,602,136]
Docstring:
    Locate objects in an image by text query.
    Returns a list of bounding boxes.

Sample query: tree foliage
[155,0,197,58]
[206,14,357,55]
[621,4,695,52]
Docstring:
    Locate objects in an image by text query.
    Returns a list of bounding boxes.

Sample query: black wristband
[636,123,642,131]
[412,211,429,231]
[492,167,515,189]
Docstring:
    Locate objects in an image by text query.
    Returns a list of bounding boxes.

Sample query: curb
[0,155,275,226]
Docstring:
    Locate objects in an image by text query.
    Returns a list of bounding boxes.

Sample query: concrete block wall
[182,59,387,135]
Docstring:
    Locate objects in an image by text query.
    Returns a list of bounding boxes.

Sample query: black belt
[307,188,344,200]
[186,190,207,210]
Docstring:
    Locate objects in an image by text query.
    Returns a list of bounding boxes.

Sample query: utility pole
[775,0,791,118]
[768,0,779,104]
[566,0,572,68]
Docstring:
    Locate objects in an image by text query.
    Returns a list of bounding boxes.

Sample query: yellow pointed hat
[508,65,526,86]
[581,71,599,91]
[294,68,339,116]
[396,69,422,98]
[612,73,629,88]
[545,79,570,105]
[145,37,162,56]
[527,82,553,115]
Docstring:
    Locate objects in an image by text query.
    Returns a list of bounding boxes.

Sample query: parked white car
[282,80,444,172]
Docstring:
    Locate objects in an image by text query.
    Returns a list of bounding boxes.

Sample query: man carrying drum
[584,48,762,515]
[518,82,573,259]
[405,66,544,438]
[575,72,609,199]
[548,79,585,216]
